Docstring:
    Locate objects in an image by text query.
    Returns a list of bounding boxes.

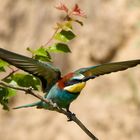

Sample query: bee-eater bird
[0,48,140,111]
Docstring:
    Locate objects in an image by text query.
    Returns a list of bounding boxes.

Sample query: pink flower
[55,3,87,18]
[55,3,68,13]
[72,4,86,17]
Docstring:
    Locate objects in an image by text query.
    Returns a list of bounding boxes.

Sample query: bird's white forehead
[72,73,85,80]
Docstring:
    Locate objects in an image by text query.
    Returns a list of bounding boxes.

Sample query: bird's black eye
[65,79,81,86]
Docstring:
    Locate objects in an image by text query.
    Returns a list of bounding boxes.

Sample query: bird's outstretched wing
[0,48,61,90]
[75,60,140,81]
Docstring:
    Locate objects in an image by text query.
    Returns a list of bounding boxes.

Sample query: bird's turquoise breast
[45,85,79,109]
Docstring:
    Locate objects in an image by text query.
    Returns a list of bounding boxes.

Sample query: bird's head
[58,72,86,93]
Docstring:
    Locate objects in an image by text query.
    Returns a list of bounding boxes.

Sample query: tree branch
[2,67,19,81]
[0,81,99,140]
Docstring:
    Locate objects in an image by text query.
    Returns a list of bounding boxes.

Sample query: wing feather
[75,60,140,81]
[0,48,61,90]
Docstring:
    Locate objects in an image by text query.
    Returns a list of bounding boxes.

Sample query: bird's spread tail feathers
[13,101,42,109]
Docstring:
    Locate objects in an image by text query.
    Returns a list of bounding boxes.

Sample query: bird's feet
[66,110,76,122]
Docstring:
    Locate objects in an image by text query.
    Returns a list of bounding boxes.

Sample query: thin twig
[71,115,98,140]
[57,109,98,140]
[0,81,99,140]
[2,68,19,81]
[43,15,69,47]
[44,28,59,46]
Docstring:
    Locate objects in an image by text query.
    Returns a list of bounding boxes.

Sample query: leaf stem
[2,68,19,81]
[44,28,59,47]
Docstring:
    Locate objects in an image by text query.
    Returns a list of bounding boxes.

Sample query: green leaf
[0,67,5,72]
[74,20,84,26]
[62,21,73,30]
[57,21,73,31]
[11,73,41,90]
[54,30,76,42]
[0,59,9,67]
[7,88,16,98]
[48,43,71,53]
[0,87,16,110]
[26,47,34,54]
[0,59,9,72]
[27,47,52,62]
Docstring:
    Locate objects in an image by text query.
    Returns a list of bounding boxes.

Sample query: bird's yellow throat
[64,82,86,93]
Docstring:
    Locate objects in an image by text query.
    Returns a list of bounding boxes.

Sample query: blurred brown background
[0,0,140,140]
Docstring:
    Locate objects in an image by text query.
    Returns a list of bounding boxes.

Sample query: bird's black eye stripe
[65,76,96,86]
[81,76,96,81]
[65,79,81,86]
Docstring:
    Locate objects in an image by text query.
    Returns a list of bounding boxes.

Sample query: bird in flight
[0,48,140,111]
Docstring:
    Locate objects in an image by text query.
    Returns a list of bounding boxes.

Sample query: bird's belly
[46,86,79,109]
